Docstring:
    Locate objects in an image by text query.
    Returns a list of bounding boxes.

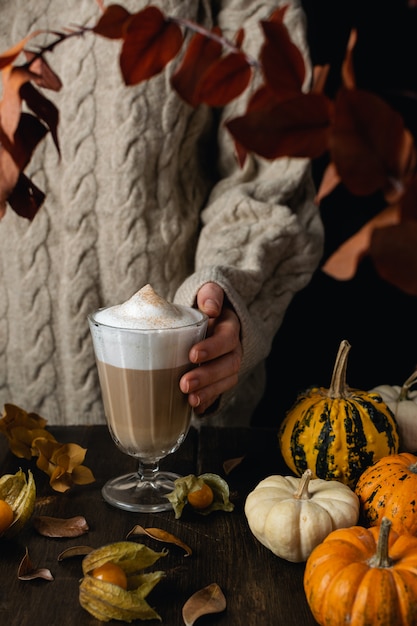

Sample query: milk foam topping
[94,284,198,329]
[89,285,208,370]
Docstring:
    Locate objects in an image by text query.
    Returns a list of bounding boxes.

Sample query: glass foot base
[102,471,181,512]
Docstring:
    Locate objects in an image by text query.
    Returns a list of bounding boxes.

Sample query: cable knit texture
[0,0,323,426]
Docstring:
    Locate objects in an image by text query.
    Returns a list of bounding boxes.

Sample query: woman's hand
[180,282,242,415]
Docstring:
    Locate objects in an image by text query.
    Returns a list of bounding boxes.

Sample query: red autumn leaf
[400,173,417,221]
[0,113,47,219]
[330,88,412,198]
[7,173,45,220]
[0,143,19,217]
[234,27,245,49]
[226,91,331,160]
[233,138,248,168]
[20,83,60,156]
[171,28,222,106]
[260,16,306,99]
[245,84,278,114]
[8,112,48,169]
[370,221,417,296]
[197,52,252,107]
[92,3,132,39]
[24,52,63,92]
[119,6,183,85]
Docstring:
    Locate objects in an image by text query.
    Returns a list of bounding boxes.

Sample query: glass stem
[137,460,160,482]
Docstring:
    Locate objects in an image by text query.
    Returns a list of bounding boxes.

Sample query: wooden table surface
[0,425,318,626]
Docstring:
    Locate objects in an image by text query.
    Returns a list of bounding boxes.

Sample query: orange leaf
[260,16,305,99]
[92,3,132,39]
[0,32,41,70]
[120,6,183,85]
[322,205,401,281]
[1,65,34,141]
[226,92,331,160]
[330,88,412,197]
[197,52,251,107]
[315,162,341,204]
[341,29,357,89]
[171,29,222,106]
[312,64,330,95]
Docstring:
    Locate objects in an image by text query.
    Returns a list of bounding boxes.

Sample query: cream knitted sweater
[0,0,323,426]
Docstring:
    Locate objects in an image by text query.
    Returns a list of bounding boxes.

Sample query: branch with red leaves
[1,2,417,294]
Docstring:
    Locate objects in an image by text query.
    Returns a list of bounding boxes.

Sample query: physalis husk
[79,541,167,622]
[166,473,234,519]
[0,468,36,538]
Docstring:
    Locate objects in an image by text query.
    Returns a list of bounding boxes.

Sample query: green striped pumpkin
[278,340,400,489]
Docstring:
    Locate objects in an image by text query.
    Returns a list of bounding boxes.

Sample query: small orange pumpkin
[304,517,417,626]
[355,452,417,535]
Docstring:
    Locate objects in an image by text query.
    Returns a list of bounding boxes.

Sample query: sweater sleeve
[174,0,324,418]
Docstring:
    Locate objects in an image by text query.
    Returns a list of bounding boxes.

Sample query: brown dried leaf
[182,583,226,626]
[33,515,89,538]
[18,547,54,581]
[223,456,245,475]
[127,524,192,556]
[57,545,94,561]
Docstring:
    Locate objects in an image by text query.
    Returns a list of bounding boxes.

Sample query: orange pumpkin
[355,452,417,535]
[304,518,417,626]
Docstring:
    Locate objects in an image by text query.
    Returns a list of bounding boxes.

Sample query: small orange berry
[92,562,128,589]
[187,482,214,510]
[0,500,14,534]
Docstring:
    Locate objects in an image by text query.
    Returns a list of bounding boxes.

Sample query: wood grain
[0,425,318,625]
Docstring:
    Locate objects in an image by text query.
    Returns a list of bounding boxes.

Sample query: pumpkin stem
[328,340,351,399]
[399,370,417,401]
[293,469,312,500]
[367,517,393,569]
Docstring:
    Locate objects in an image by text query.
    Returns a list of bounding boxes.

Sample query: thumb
[196,282,224,318]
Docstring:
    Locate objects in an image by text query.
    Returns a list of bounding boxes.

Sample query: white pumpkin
[372,370,417,453]
[244,469,359,563]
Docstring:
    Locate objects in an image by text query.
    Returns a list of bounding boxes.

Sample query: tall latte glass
[88,285,208,512]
